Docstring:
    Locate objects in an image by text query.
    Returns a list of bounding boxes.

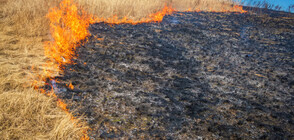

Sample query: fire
[44,0,94,70]
[57,99,68,111]
[232,5,247,13]
[67,83,74,90]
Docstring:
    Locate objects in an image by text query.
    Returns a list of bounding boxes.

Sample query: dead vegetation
[0,0,242,139]
[0,89,87,139]
[77,0,241,19]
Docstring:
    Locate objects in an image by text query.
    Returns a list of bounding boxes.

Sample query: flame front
[44,0,94,70]
[44,0,175,73]
[43,0,247,74]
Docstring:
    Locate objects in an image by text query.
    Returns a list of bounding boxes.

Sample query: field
[1,0,292,139]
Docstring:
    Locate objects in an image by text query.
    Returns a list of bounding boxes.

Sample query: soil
[47,7,294,139]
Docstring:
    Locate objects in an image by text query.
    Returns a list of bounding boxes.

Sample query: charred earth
[49,8,294,139]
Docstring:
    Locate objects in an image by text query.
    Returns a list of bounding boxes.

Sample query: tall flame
[37,0,93,139]
[44,0,95,70]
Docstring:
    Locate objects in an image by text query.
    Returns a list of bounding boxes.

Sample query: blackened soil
[53,9,294,139]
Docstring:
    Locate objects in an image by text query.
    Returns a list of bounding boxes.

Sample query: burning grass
[0,0,247,139]
[0,0,88,139]
[0,19,88,140]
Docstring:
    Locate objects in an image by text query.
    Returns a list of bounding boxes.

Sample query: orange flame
[67,83,74,90]
[44,0,95,70]
[232,5,247,13]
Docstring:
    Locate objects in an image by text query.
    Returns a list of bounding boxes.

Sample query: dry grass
[0,0,61,36]
[0,89,87,139]
[171,0,238,11]
[77,0,240,19]
[76,0,165,20]
[0,0,240,139]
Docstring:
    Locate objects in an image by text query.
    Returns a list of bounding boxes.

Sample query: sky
[236,0,294,12]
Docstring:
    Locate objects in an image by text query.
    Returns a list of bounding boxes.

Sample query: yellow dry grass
[0,89,87,139]
[0,0,240,139]
[171,0,238,11]
[77,0,240,19]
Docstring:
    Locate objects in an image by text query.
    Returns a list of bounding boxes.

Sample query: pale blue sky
[236,0,294,12]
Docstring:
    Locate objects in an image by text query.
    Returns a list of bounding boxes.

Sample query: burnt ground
[49,8,294,139]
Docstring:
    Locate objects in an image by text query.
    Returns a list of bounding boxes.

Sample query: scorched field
[0,0,293,139]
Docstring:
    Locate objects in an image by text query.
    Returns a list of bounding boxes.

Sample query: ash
[54,8,294,139]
